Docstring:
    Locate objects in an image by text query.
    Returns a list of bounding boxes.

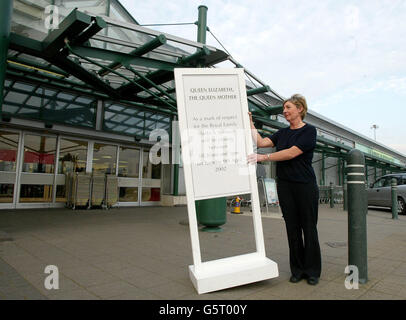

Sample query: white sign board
[174,68,278,294]
[177,70,251,199]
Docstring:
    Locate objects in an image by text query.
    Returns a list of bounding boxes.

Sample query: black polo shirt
[269,123,317,184]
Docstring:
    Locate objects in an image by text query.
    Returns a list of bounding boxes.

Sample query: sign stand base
[189,252,278,294]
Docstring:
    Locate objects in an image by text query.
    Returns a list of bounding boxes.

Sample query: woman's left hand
[247,153,266,164]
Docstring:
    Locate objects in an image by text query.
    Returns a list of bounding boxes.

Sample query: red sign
[24,151,55,165]
[0,149,16,162]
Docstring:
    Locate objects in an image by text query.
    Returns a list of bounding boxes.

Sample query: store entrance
[117,148,162,207]
[0,129,162,209]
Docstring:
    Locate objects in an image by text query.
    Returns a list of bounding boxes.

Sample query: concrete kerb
[0,204,405,300]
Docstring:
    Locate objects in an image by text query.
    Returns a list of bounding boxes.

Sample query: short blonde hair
[283,94,308,120]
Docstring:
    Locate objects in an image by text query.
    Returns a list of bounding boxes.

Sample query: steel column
[0,0,13,121]
[321,152,325,186]
[197,5,208,44]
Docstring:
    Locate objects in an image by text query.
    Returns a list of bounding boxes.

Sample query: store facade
[0,126,162,208]
[1,0,406,211]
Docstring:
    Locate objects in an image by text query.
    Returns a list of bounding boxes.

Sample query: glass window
[56,185,66,203]
[119,187,138,202]
[4,91,28,104]
[0,130,19,172]
[93,143,117,174]
[383,177,392,187]
[59,138,88,174]
[22,134,56,173]
[0,184,14,203]
[118,147,140,178]
[387,176,405,186]
[373,178,383,188]
[374,178,382,188]
[374,177,392,188]
[20,185,53,203]
[142,188,160,202]
[64,0,108,16]
[3,81,96,128]
[142,150,161,202]
[109,1,136,23]
[142,150,161,179]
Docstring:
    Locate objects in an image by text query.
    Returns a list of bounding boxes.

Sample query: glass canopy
[7,0,283,141]
[5,1,404,171]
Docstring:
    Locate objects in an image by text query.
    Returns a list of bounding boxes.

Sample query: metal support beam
[365,164,368,185]
[5,67,177,120]
[265,105,283,115]
[66,41,178,113]
[51,53,120,99]
[9,33,119,99]
[118,47,211,99]
[177,46,211,66]
[99,34,167,76]
[252,114,287,130]
[247,85,270,96]
[0,0,13,121]
[70,44,177,71]
[124,64,176,104]
[6,68,106,100]
[101,14,218,52]
[66,16,107,49]
[321,152,326,186]
[43,9,92,56]
[341,157,346,187]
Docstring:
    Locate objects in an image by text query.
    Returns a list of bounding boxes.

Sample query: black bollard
[391,178,398,220]
[346,149,368,284]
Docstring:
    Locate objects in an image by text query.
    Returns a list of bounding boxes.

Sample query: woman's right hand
[248,111,256,130]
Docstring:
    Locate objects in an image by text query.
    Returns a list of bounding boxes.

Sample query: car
[367,173,406,215]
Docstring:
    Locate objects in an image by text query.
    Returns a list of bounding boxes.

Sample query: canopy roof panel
[7,6,283,130]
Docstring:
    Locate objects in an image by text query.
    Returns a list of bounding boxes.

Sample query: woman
[247,94,321,285]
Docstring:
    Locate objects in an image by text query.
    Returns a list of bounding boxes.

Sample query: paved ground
[0,203,405,300]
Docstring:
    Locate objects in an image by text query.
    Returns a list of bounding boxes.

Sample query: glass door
[140,149,161,205]
[56,138,88,203]
[0,130,19,208]
[18,133,57,207]
[117,146,141,206]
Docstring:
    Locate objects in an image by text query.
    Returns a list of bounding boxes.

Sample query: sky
[121,0,406,157]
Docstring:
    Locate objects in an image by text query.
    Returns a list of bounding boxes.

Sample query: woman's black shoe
[289,275,304,283]
[307,277,319,285]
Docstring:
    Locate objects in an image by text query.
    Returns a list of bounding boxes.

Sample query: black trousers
[277,180,321,278]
